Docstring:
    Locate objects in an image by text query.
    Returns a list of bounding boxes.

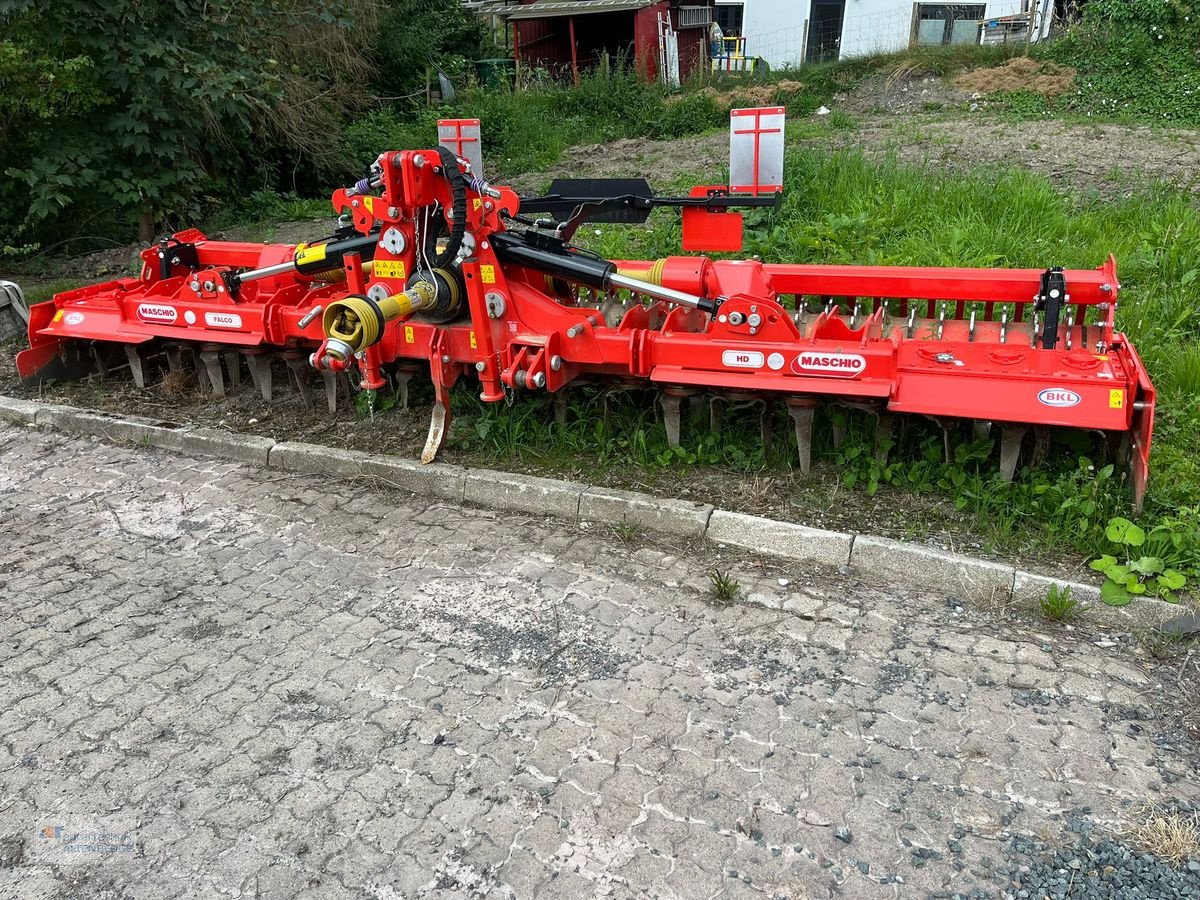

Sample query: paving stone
[0,423,1195,900]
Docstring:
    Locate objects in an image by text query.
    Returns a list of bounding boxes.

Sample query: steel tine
[758,396,773,452]
[659,390,684,448]
[199,346,225,398]
[124,345,147,388]
[553,390,567,428]
[785,397,816,475]
[972,420,992,442]
[320,369,339,414]
[242,350,273,401]
[874,411,894,466]
[224,351,242,392]
[709,394,724,435]
[999,425,1028,482]
[282,352,312,406]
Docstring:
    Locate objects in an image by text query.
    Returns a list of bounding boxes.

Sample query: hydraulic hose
[433,145,468,269]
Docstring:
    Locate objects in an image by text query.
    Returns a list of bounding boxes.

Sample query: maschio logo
[204,312,243,329]
[1038,388,1081,408]
[792,352,866,377]
[136,303,177,324]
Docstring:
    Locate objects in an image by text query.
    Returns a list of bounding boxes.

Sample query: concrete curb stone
[0,396,40,425]
[580,486,712,539]
[851,535,1016,603]
[464,469,582,519]
[34,405,188,452]
[706,509,853,569]
[15,394,1183,634]
[359,455,467,503]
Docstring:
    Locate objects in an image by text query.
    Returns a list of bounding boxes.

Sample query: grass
[1121,805,1200,866]
[444,146,1200,575]
[708,569,741,603]
[1040,585,1081,622]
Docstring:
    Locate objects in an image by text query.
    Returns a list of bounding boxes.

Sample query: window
[913,3,986,45]
[714,2,744,36]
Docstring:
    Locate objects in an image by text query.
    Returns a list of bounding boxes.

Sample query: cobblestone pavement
[1,424,1197,900]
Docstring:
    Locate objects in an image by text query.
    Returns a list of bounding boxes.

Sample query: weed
[708,569,740,603]
[1120,804,1200,866]
[1039,585,1080,622]
[611,520,644,545]
[1090,516,1192,605]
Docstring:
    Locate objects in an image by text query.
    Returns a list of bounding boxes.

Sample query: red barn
[481,0,717,84]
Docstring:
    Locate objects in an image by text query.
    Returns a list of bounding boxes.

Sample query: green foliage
[611,520,645,545]
[1048,0,1200,125]
[345,67,727,177]
[708,569,740,603]
[0,0,378,249]
[1040,584,1080,622]
[371,0,484,102]
[1090,513,1196,604]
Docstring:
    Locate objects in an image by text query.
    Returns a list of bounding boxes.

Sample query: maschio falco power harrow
[16,110,1156,508]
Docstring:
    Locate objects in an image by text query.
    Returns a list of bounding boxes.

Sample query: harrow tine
[553,390,568,428]
[1029,426,1051,468]
[241,349,273,401]
[198,346,226,398]
[758,396,773,452]
[972,420,992,442]
[124,345,148,389]
[90,342,110,380]
[874,411,894,466]
[659,390,685,448]
[224,351,242,392]
[393,365,420,410]
[320,369,340,414]
[709,394,724,435]
[999,425,1028,482]
[831,408,848,450]
[785,397,817,475]
[282,352,313,407]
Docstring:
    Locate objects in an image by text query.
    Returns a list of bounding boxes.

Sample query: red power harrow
[16,110,1156,508]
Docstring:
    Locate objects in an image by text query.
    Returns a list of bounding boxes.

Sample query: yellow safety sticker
[470,331,477,349]
[1110,389,1125,409]
[404,325,415,344]
[473,198,483,211]
[295,243,327,267]
[480,265,496,284]
[52,310,64,323]
[374,259,407,280]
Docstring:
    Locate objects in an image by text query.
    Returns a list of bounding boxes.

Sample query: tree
[0,0,378,249]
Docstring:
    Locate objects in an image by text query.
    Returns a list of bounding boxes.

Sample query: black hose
[433,145,468,270]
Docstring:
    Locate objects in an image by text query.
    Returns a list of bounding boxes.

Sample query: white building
[715,0,1038,68]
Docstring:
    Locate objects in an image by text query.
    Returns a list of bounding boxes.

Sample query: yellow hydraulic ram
[319,268,461,362]
[231,234,379,288]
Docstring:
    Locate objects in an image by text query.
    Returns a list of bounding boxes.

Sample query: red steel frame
[16,145,1156,506]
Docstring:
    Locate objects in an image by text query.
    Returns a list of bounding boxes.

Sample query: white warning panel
[729,107,785,195]
[437,118,483,178]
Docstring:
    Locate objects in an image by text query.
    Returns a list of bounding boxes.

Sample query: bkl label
[136,303,177,324]
[204,312,243,329]
[1038,388,1081,408]
[792,351,866,377]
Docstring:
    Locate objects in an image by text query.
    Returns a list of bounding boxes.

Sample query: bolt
[587,315,598,325]
[747,313,763,328]
[171,256,181,265]
[1100,283,1112,292]
[203,280,215,291]
[729,311,745,326]
[387,207,399,218]
[190,281,200,292]
[567,325,582,338]
[413,155,425,168]
[531,372,546,389]
[475,361,486,372]
[445,210,454,221]
[550,355,562,371]
[441,354,450,364]
[351,199,360,208]
[484,201,494,211]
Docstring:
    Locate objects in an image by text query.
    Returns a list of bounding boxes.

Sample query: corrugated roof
[495,0,656,20]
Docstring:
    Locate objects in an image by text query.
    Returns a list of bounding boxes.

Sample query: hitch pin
[298,306,323,329]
